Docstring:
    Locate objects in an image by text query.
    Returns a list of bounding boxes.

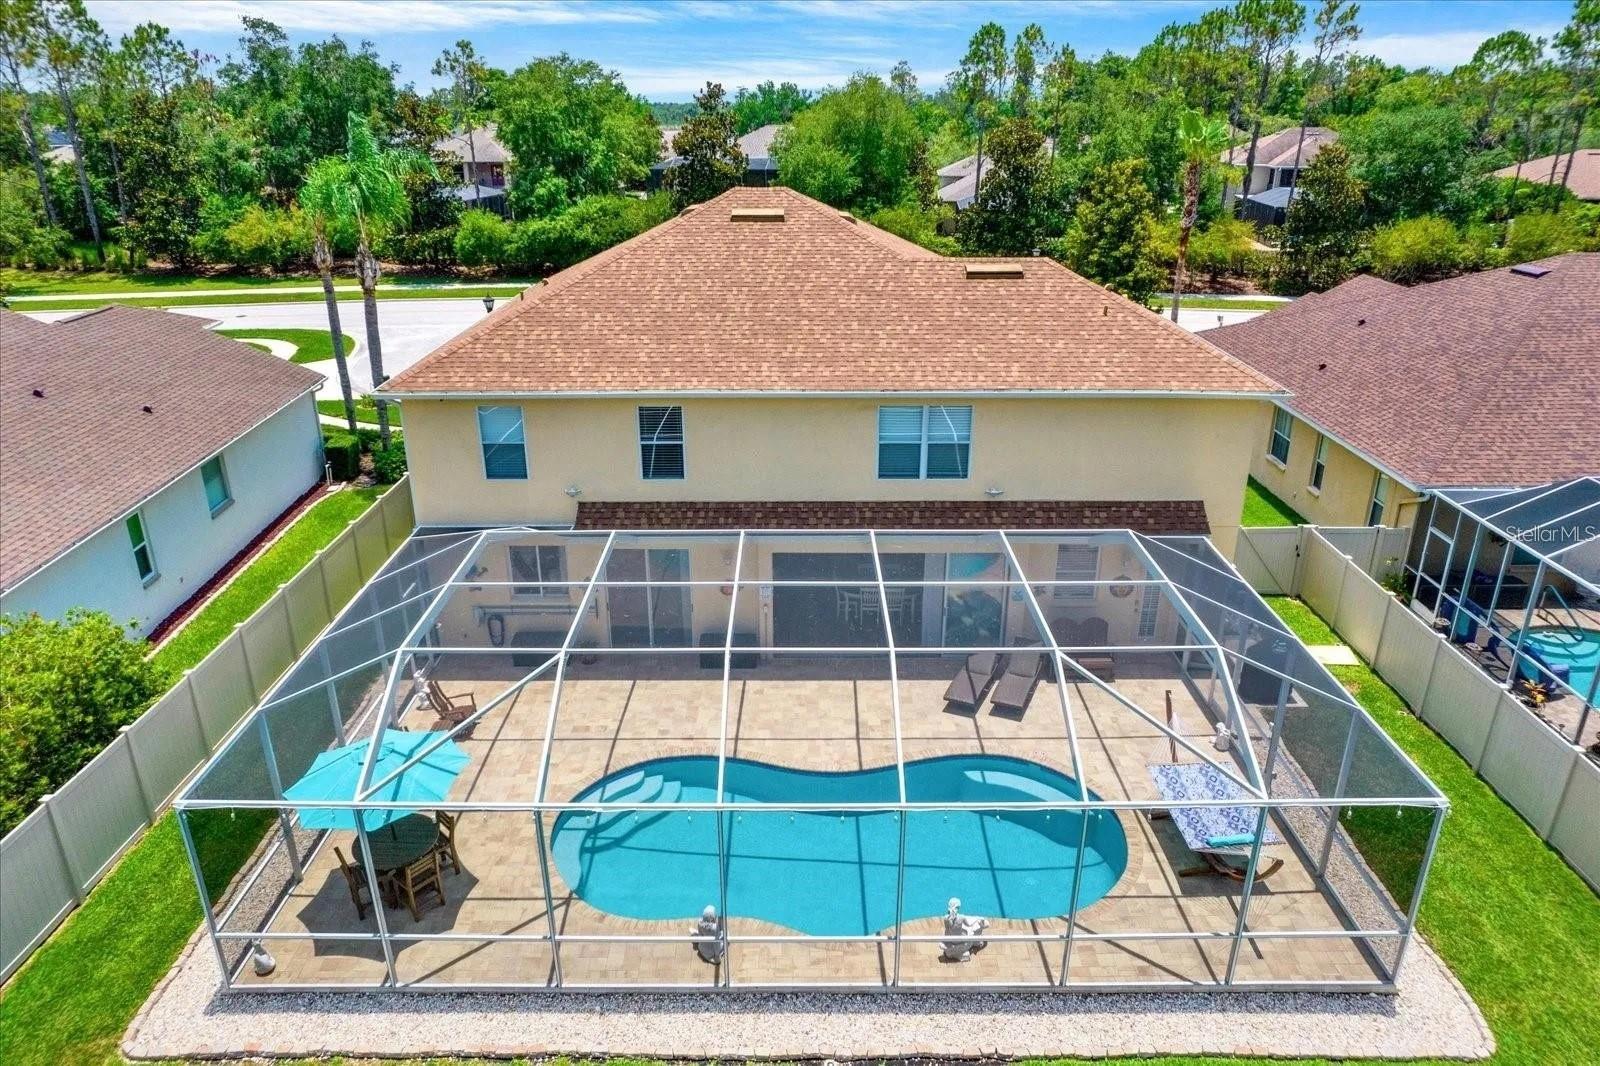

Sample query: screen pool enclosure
[178,526,1445,992]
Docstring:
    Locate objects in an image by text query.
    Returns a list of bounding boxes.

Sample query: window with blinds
[638,405,685,480]
[1053,544,1099,601]
[510,545,566,597]
[877,404,971,479]
[477,405,527,480]
[1137,585,1161,639]
[1268,408,1293,464]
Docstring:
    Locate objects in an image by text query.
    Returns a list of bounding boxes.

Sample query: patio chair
[943,651,1003,710]
[424,678,478,738]
[990,650,1046,715]
[334,846,387,920]
[1146,763,1285,883]
[433,810,463,875]
[391,850,448,921]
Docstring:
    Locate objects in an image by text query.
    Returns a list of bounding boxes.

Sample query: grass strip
[1241,476,1305,527]
[218,327,358,365]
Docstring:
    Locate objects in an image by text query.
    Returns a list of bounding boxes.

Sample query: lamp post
[482,294,495,314]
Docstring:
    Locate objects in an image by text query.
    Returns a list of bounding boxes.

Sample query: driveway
[26,298,493,397]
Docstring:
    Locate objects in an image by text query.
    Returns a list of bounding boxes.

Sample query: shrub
[379,226,458,268]
[503,194,673,274]
[371,440,408,484]
[0,610,168,834]
[453,210,511,268]
[1504,208,1600,265]
[322,429,361,481]
[1187,217,1261,284]
[869,204,959,255]
[222,203,311,270]
[1369,216,1465,283]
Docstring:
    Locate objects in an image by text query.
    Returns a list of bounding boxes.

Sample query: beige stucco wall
[1249,409,1411,527]
[399,395,1267,553]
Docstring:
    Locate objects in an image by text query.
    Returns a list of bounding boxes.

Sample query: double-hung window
[1137,585,1161,639]
[1367,474,1390,526]
[1268,408,1293,465]
[1309,434,1329,492]
[477,405,527,480]
[1053,544,1099,602]
[877,404,972,479]
[200,456,232,515]
[509,545,566,598]
[638,405,685,480]
[126,512,157,584]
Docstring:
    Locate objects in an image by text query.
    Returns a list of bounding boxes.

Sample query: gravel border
[124,929,1492,1061]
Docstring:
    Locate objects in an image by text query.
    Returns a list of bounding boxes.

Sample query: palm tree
[304,113,434,449]
[1170,110,1232,323]
[299,161,360,434]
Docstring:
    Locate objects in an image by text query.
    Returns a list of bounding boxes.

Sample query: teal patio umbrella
[284,729,470,831]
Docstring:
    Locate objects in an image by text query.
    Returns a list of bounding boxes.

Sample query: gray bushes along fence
[1234,524,1600,892]
[0,480,415,982]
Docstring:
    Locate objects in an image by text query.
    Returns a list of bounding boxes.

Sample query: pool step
[565,775,686,830]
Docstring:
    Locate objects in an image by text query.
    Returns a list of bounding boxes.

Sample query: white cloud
[84,0,658,36]
[616,56,896,97]
[1359,24,1566,71]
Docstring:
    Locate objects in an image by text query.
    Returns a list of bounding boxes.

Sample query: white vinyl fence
[1235,524,1600,891]
[0,480,414,981]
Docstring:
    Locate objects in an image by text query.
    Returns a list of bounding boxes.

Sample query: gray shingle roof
[0,306,322,589]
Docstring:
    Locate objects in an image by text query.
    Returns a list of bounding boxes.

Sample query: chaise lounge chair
[1147,762,1285,883]
[943,651,1003,710]
[990,650,1047,715]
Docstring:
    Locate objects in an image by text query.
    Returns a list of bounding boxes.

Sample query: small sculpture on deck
[940,897,990,961]
[691,904,725,963]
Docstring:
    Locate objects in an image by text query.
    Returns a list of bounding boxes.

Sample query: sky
[83,0,1576,100]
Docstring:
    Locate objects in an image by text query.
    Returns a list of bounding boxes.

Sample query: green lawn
[319,397,404,427]
[1153,296,1290,312]
[149,487,382,680]
[0,267,535,297]
[11,285,528,312]
[1242,475,1305,526]
[217,327,357,365]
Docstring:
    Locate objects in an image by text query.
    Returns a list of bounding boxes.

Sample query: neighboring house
[1202,254,1600,528]
[379,186,1285,554]
[649,123,782,190]
[1492,150,1600,202]
[1221,126,1337,212]
[433,124,511,212]
[936,140,1055,210]
[0,306,325,637]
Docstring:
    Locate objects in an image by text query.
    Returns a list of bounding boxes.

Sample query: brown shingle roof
[1492,150,1600,201]
[1202,254,1600,487]
[1221,127,1337,169]
[0,306,322,589]
[574,499,1210,534]
[381,187,1281,397]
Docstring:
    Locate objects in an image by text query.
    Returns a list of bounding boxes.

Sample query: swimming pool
[1521,626,1600,698]
[550,755,1128,936]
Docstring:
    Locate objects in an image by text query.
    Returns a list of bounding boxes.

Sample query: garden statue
[940,897,990,961]
[691,904,725,963]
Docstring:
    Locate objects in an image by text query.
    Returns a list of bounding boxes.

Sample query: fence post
[316,554,336,618]
[184,672,213,750]
[348,517,367,578]
[1547,752,1583,844]
[278,583,300,651]
[37,796,84,904]
[118,727,158,826]
[235,622,261,700]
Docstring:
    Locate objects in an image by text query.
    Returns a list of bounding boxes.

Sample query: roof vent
[1510,263,1551,278]
[964,262,1025,279]
[838,210,856,223]
[31,388,44,398]
[141,404,154,414]
[730,206,784,222]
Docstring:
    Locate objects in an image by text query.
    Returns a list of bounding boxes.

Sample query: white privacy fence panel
[0,480,412,981]
[1232,522,1600,893]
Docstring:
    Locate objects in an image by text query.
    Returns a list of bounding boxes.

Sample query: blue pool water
[1522,627,1600,699]
[550,755,1128,936]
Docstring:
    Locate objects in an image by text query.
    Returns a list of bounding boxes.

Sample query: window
[477,406,527,480]
[1367,474,1390,526]
[509,545,566,597]
[1268,408,1293,464]
[1053,544,1099,602]
[1137,585,1161,639]
[200,456,232,515]
[638,405,685,480]
[877,405,971,479]
[1309,434,1328,492]
[126,512,156,584]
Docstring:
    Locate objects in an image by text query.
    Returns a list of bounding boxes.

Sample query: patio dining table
[362,813,439,874]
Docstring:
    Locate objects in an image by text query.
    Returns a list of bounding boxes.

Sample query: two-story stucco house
[379,187,1286,556]
[0,306,326,637]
